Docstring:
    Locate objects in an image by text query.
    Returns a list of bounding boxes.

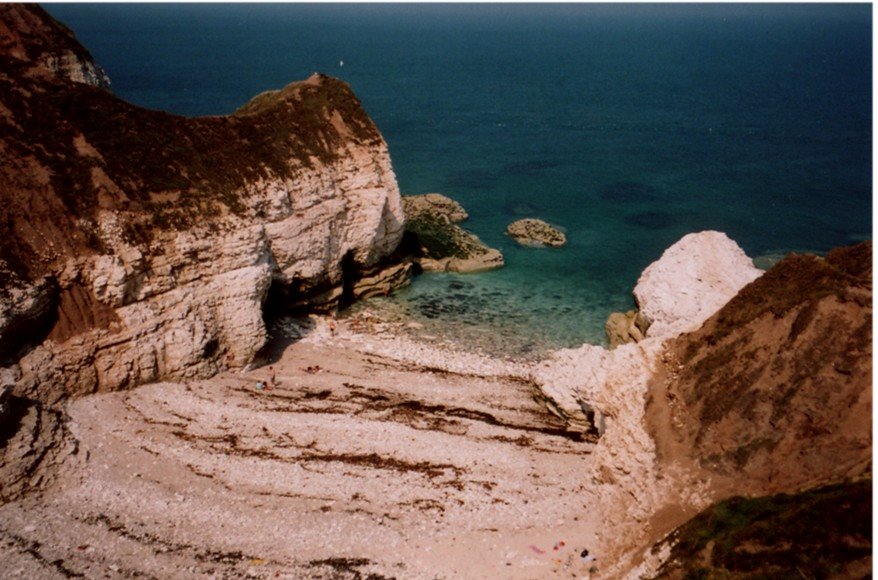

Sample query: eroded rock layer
[0,4,408,403]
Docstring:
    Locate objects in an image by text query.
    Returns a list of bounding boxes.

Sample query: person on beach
[580,548,596,567]
[269,367,276,389]
[329,310,338,336]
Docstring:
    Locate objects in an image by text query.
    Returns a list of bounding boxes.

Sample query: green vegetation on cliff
[652,480,872,579]
[1,4,385,280]
[404,213,473,260]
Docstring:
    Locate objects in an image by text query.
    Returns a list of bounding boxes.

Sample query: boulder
[633,231,762,338]
[506,218,567,247]
[605,309,650,348]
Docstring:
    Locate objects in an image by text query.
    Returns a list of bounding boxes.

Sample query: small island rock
[506,218,567,247]
[403,194,504,273]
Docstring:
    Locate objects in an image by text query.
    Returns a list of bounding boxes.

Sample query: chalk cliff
[0,4,409,403]
[0,4,109,87]
[604,231,762,347]
[534,234,871,576]
[537,231,762,432]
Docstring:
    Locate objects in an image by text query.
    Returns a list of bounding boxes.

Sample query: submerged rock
[506,218,567,247]
[403,194,504,273]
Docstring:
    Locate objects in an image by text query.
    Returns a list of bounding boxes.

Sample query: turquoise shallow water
[47,4,872,355]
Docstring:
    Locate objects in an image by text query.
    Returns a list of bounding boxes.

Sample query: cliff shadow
[253,314,319,367]
[0,278,60,368]
[256,273,331,366]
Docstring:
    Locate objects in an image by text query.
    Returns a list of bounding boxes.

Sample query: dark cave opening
[339,250,358,310]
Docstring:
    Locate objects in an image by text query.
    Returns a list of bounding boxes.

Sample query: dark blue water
[46,4,872,355]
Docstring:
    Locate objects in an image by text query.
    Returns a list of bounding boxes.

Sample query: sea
[46,3,872,358]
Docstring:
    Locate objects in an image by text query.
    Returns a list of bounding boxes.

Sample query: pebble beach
[1,312,612,579]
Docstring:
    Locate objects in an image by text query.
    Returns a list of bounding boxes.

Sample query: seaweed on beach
[306,557,393,580]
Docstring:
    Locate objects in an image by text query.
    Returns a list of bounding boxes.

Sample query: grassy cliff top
[652,479,871,579]
[0,5,385,280]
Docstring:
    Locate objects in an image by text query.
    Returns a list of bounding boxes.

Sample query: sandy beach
[0,314,610,579]
[1,5,870,578]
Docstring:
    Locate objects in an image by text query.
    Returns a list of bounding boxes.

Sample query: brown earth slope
[652,479,871,579]
[650,242,871,495]
[646,242,871,576]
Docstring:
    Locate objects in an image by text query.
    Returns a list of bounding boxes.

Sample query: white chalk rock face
[2,67,408,401]
[531,231,762,574]
[634,231,763,338]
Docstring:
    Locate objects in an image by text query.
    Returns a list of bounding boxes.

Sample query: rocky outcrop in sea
[505,218,567,247]
[402,193,504,273]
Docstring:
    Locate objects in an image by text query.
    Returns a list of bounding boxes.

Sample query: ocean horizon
[46,3,873,356]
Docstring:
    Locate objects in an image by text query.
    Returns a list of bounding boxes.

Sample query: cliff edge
[0,4,409,404]
[644,242,871,578]
[533,235,871,577]
[651,241,871,495]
